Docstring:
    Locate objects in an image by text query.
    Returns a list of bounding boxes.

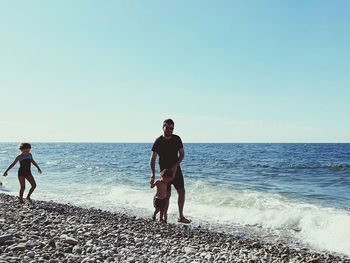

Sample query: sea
[1,143,350,257]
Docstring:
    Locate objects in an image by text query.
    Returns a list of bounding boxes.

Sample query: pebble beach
[0,193,349,263]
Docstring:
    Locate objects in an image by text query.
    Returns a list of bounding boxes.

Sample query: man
[150,119,190,223]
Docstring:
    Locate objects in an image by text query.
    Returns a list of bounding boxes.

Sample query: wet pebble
[0,193,349,263]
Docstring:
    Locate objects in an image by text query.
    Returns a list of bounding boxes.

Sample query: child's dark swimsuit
[153,196,166,210]
[18,154,32,177]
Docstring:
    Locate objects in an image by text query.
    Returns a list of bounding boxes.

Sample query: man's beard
[164,131,172,137]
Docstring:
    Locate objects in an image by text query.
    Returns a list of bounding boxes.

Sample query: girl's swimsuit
[18,154,32,177]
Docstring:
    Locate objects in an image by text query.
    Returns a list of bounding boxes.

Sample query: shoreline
[0,193,349,263]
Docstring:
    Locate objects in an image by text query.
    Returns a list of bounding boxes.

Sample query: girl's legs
[25,175,36,203]
[18,176,25,203]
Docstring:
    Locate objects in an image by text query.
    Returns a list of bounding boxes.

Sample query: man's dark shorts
[167,168,185,191]
[153,196,166,210]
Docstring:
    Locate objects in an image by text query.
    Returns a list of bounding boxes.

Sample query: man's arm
[171,147,185,176]
[176,148,185,166]
[150,151,158,183]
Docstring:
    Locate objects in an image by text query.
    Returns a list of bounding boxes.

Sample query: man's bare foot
[26,197,32,203]
[19,199,24,204]
[178,217,191,224]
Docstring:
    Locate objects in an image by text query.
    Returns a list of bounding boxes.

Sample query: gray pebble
[0,193,347,263]
[27,251,35,258]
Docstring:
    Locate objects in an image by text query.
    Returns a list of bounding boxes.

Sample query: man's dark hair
[18,143,31,150]
[163,119,174,127]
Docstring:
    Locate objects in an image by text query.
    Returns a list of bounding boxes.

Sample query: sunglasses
[164,126,174,130]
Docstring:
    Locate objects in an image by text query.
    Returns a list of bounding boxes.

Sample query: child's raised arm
[3,156,20,176]
[150,180,159,188]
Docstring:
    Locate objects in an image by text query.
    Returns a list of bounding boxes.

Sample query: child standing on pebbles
[150,169,174,222]
[3,143,42,204]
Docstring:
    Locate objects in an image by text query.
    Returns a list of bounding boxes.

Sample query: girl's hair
[18,143,31,150]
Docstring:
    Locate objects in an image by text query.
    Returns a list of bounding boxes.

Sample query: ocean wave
[251,164,271,168]
[326,163,350,169]
[291,163,350,170]
[248,163,350,170]
[245,163,350,170]
[186,181,350,256]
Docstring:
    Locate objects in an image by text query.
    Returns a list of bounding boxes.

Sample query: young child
[3,143,42,204]
[150,169,174,222]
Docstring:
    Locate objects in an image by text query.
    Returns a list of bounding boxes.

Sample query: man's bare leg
[177,188,190,223]
[163,191,171,222]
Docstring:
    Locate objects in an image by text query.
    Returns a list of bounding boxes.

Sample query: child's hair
[160,169,171,178]
[18,143,31,150]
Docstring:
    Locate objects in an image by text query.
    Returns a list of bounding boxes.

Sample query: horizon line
[1,141,349,144]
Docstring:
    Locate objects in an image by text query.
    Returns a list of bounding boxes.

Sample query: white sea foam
[185,180,350,256]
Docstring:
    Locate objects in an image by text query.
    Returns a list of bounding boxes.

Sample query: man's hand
[150,175,155,185]
[38,168,42,174]
[3,172,7,177]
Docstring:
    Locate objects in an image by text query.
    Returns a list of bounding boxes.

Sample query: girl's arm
[3,156,20,176]
[30,155,42,174]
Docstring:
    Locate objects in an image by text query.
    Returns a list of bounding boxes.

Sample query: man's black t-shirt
[152,134,183,170]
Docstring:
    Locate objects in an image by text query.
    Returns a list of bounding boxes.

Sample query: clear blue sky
[1,1,349,142]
